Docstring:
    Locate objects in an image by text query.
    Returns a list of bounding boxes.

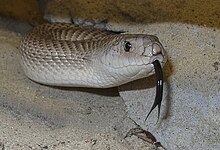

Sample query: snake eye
[124,41,132,52]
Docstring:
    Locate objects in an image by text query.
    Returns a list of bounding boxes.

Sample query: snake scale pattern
[20,23,166,88]
[20,23,166,120]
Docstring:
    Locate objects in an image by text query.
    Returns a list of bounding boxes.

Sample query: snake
[19,23,166,119]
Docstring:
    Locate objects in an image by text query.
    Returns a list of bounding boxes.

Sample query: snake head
[100,34,166,86]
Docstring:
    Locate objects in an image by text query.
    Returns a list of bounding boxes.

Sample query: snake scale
[20,23,166,119]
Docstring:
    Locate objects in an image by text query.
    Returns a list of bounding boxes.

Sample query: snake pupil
[124,41,132,52]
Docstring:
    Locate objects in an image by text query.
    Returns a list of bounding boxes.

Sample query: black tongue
[145,60,163,122]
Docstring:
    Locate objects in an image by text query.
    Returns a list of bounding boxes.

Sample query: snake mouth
[145,59,164,122]
[150,54,164,64]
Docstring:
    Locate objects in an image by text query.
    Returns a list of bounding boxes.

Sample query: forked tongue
[145,60,163,123]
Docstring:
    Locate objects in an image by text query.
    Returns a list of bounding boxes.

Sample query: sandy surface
[0,0,220,150]
[119,23,220,149]
[0,27,155,150]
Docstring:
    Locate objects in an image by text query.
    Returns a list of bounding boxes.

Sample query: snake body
[20,23,166,88]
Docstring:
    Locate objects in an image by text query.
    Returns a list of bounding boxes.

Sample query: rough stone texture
[0,27,155,150]
[0,0,220,150]
[42,1,220,149]
[119,23,220,149]
[0,0,44,23]
[0,16,32,33]
[44,0,220,30]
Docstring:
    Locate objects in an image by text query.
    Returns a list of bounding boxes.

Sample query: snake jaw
[150,54,164,65]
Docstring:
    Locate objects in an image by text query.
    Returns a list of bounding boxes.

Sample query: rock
[119,23,220,150]
[0,27,140,150]
[43,0,219,31]
[1,0,220,149]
